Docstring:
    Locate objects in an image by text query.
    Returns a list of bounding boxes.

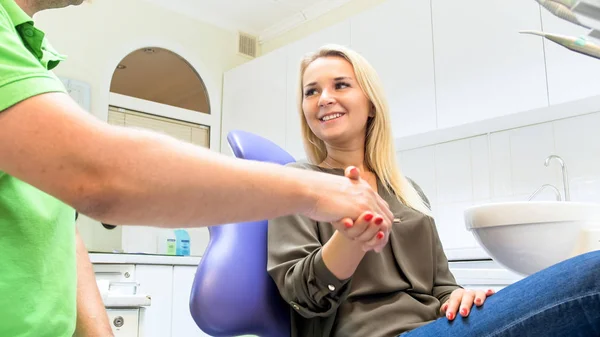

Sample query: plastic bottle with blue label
[174,229,191,256]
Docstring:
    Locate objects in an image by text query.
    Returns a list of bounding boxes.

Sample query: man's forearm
[0,93,321,227]
[75,231,113,337]
[1,93,389,229]
[83,126,322,227]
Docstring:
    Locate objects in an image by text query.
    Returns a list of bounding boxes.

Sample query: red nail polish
[376,232,384,239]
[374,217,383,225]
[475,299,482,305]
[350,167,359,176]
[344,220,353,228]
[364,213,374,221]
[447,312,454,320]
[461,308,468,316]
[442,304,448,312]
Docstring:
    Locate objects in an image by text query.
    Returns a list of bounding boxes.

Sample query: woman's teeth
[321,113,343,121]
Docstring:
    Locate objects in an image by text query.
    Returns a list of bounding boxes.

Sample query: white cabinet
[284,20,352,160]
[107,309,140,337]
[351,0,437,138]
[171,266,210,336]
[539,9,600,105]
[220,48,288,154]
[431,0,548,128]
[136,265,174,337]
[95,261,210,337]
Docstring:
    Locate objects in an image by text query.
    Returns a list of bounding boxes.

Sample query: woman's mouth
[320,113,345,122]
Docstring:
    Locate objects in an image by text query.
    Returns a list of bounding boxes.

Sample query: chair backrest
[190,130,294,337]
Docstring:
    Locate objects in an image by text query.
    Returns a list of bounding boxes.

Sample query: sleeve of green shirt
[0,6,65,112]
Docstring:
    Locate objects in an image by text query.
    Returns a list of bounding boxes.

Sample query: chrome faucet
[544,155,570,201]
[528,184,562,201]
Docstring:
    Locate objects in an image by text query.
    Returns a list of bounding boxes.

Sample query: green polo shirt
[0,1,77,336]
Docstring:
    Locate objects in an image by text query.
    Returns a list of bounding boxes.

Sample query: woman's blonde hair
[298,44,431,216]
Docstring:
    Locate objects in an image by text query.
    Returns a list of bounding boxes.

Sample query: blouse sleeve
[267,214,352,318]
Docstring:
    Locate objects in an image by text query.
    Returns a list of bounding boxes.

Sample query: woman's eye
[304,88,317,97]
[336,82,350,89]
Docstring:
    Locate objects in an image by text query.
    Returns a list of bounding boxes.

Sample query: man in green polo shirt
[0,1,393,336]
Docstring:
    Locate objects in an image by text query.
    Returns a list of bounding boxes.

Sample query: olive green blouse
[267,163,461,337]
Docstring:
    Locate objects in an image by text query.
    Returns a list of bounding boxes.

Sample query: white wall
[221,0,600,261]
[398,110,600,260]
[35,0,248,124]
[35,0,249,256]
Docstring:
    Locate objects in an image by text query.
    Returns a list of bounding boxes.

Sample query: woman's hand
[331,166,392,253]
[440,288,496,320]
[339,210,390,252]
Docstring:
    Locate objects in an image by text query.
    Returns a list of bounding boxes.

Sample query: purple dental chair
[189,130,294,337]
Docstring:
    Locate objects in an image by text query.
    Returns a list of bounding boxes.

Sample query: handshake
[300,166,397,253]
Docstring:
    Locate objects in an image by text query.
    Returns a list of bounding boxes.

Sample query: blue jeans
[403,251,600,337]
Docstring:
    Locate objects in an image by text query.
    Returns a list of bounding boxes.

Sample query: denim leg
[403,251,600,337]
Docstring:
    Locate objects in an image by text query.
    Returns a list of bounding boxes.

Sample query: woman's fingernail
[344,220,353,228]
[461,308,468,316]
[376,232,384,239]
[442,304,448,312]
[364,213,374,222]
[374,217,383,225]
[350,167,359,176]
[447,312,454,320]
[475,298,482,305]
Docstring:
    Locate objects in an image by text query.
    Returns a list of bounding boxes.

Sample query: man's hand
[302,166,393,236]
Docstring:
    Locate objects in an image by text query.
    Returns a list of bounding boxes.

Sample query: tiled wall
[397,110,600,256]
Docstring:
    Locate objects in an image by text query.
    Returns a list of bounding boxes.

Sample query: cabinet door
[351,0,437,138]
[540,9,600,105]
[136,265,174,337]
[171,266,212,336]
[221,48,288,154]
[284,20,352,160]
[432,0,548,128]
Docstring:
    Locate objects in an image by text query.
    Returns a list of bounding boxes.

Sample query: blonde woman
[267,44,600,337]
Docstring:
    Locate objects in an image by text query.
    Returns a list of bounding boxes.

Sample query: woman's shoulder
[285,161,315,170]
[285,161,335,174]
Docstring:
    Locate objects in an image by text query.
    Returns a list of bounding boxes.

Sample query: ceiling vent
[238,32,258,58]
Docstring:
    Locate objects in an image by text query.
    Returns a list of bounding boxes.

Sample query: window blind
[108,106,210,148]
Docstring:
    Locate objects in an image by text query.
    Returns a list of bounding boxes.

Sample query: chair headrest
[227,130,295,165]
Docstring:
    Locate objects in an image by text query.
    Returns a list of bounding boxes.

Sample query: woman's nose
[318,91,335,107]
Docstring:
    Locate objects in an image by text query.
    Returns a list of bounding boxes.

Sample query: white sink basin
[465,201,600,276]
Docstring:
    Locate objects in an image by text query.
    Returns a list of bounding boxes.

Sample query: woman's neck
[320,146,368,173]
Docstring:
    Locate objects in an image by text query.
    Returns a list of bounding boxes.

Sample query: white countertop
[90,247,488,265]
[90,253,201,266]
[445,246,490,261]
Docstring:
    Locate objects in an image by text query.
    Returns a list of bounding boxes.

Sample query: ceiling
[142,0,352,42]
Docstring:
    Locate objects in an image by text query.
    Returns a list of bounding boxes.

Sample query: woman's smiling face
[301,56,373,146]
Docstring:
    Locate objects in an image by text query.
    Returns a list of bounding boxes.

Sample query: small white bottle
[157,229,177,255]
